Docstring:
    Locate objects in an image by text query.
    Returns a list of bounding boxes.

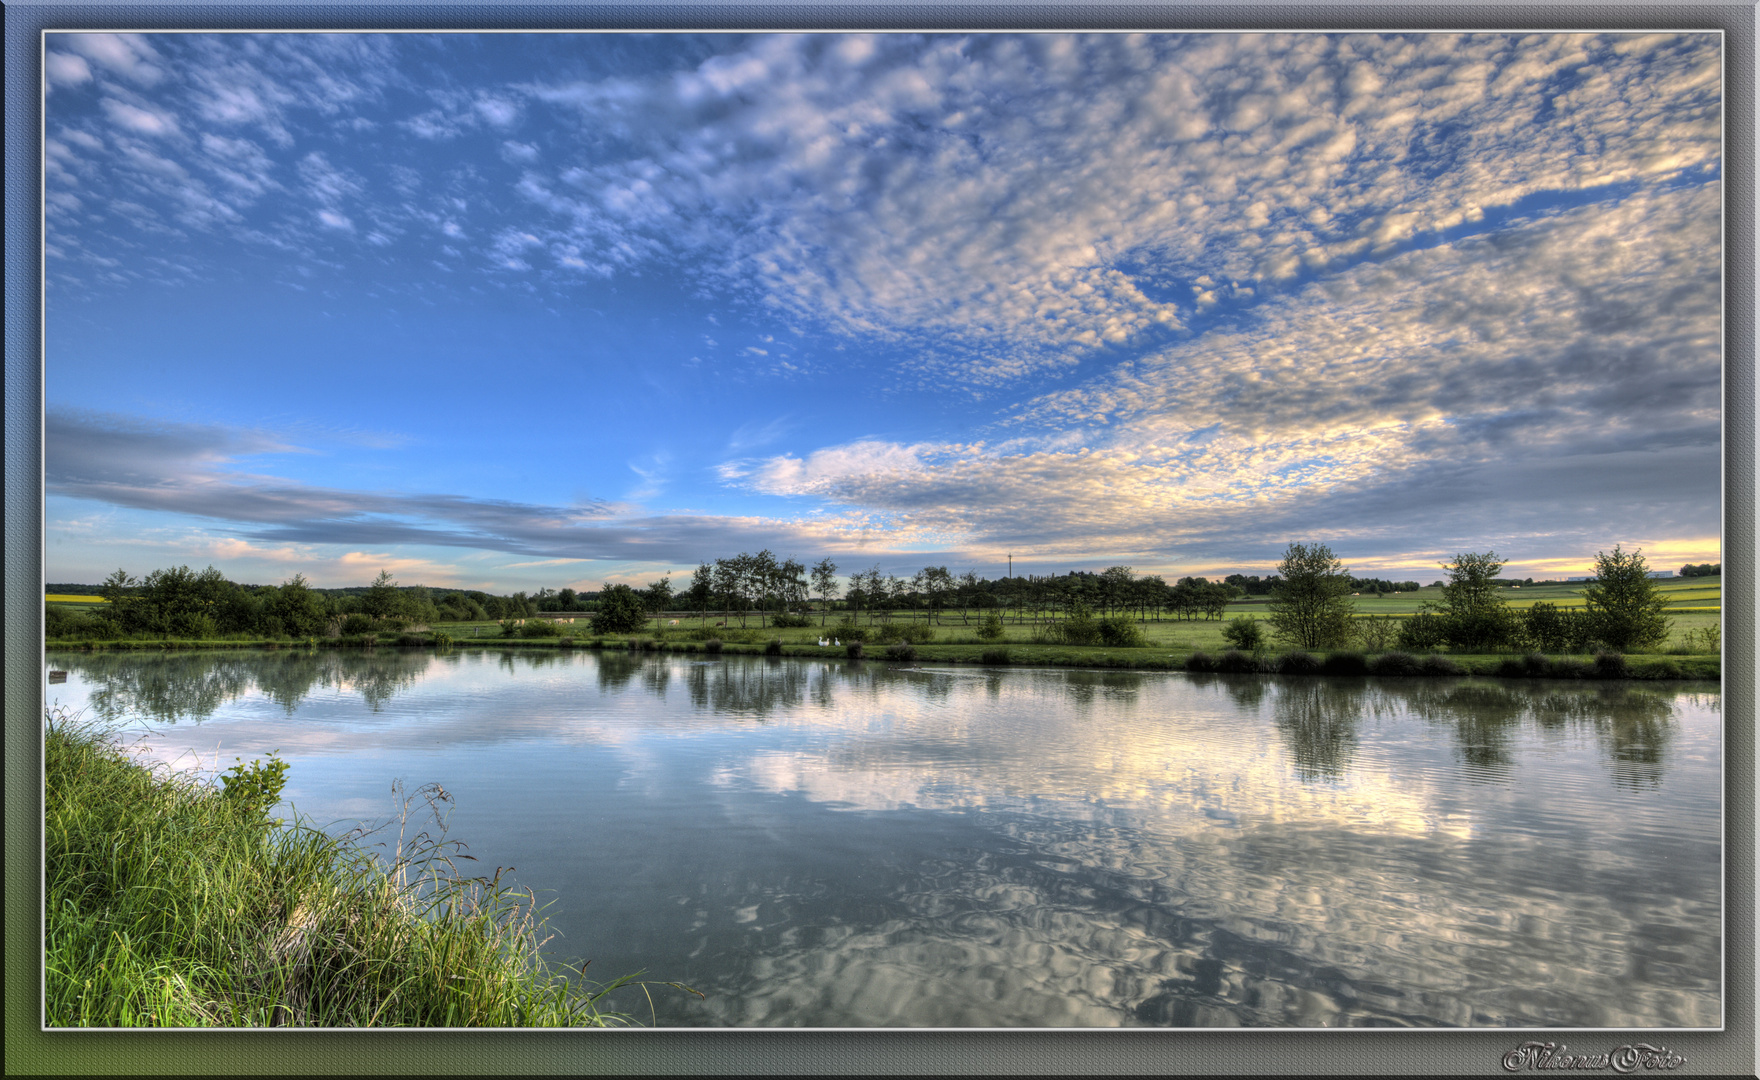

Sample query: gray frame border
[5,5,1751,1075]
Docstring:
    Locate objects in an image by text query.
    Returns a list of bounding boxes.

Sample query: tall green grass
[45,710,665,1027]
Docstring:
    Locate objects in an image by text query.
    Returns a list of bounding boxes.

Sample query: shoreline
[44,634,1722,684]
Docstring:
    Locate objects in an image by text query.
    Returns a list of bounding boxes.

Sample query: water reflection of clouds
[44,650,1719,1028]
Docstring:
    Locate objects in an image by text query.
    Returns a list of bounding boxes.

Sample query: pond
[43,648,1721,1028]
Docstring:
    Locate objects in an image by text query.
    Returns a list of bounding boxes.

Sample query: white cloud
[99,97,178,136]
[63,33,165,85]
[45,51,93,89]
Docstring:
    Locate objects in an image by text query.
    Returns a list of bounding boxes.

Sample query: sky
[42,31,1723,592]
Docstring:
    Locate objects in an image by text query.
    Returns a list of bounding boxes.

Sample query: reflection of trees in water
[594,652,644,691]
[56,648,433,722]
[1059,669,1145,710]
[683,659,816,717]
[1269,680,1363,781]
[1373,680,1680,787]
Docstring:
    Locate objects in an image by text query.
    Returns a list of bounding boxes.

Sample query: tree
[1582,545,1672,651]
[811,558,840,627]
[1266,543,1357,649]
[591,583,649,634]
[642,575,674,614]
[363,570,402,621]
[687,562,715,624]
[1431,551,1517,651]
[918,566,954,624]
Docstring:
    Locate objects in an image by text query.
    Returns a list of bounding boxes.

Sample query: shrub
[1549,657,1592,679]
[1396,612,1448,652]
[1352,615,1399,652]
[980,648,1011,665]
[1592,649,1628,680]
[978,613,1005,642]
[1367,651,1422,676]
[845,641,864,659]
[1058,604,1101,646]
[1219,649,1264,673]
[1321,651,1368,676]
[342,613,375,636]
[1277,650,1322,675]
[1417,654,1462,676]
[884,643,917,661]
[1184,650,1219,673]
[765,639,784,656]
[768,612,813,629]
[1098,616,1146,648]
[396,632,428,646]
[220,753,291,823]
[1495,657,1530,679]
[705,639,723,654]
[1522,652,1553,677]
[832,622,868,644]
[590,584,649,635]
[520,620,562,638]
[1222,615,1264,652]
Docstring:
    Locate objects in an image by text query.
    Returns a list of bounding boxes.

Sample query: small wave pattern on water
[45,652,1722,1028]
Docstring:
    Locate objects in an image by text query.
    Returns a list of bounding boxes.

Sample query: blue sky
[44,31,1723,592]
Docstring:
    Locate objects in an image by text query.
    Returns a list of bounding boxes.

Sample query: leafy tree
[1582,545,1672,651]
[811,558,840,627]
[642,575,674,615]
[590,583,649,634]
[1266,543,1357,649]
[362,570,402,621]
[1431,551,1518,651]
[918,566,954,624]
[261,574,331,637]
[687,562,715,624]
[1223,615,1265,651]
[557,587,578,611]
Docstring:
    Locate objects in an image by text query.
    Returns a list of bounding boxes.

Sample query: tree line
[1230,543,1681,655]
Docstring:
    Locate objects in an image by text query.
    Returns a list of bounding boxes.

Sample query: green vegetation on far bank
[45,711,661,1027]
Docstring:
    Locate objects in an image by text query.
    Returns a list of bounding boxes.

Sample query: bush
[1549,657,1592,679]
[1219,649,1264,673]
[1592,649,1628,680]
[1098,616,1146,648]
[1396,612,1448,652]
[884,643,917,661]
[219,753,291,823]
[1222,615,1264,651]
[341,613,375,636]
[1367,651,1422,676]
[980,648,1011,665]
[1277,650,1322,675]
[520,620,562,638]
[832,622,868,644]
[845,641,864,659]
[590,584,649,635]
[1184,650,1219,673]
[765,639,784,656]
[396,632,428,646]
[1321,651,1368,676]
[768,613,813,629]
[1417,654,1462,676]
[705,639,723,654]
[1058,605,1102,646]
[978,613,1005,642]
[1352,615,1398,652]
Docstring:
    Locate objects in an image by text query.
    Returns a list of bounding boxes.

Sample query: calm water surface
[44,648,1721,1028]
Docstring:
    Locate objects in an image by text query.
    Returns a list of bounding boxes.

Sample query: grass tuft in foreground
[45,710,666,1027]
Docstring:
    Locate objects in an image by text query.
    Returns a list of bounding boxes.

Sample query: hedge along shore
[44,632,1721,682]
[43,710,668,1027]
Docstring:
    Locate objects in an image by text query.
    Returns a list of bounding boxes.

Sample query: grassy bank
[45,711,645,1027]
